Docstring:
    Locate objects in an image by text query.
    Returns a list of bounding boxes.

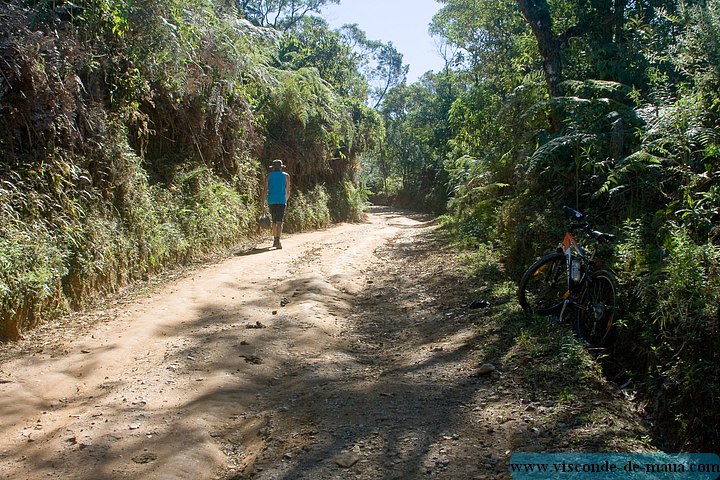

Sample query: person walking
[262,159,291,249]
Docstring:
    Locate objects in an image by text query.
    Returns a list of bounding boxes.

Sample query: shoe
[275,241,282,249]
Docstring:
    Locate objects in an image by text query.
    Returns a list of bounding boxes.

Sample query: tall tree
[515,0,679,98]
[235,0,339,31]
[368,42,408,109]
[339,24,409,108]
[431,0,528,88]
[516,0,563,131]
[275,17,367,99]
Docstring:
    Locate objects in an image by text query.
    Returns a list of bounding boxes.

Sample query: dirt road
[0,207,649,480]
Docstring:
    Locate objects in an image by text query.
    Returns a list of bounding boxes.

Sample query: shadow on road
[234,246,274,256]
[0,209,649,480]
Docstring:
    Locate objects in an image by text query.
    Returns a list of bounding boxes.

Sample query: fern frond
[689,127,719,148]
[596,150,665,196]
[560,79,634,105]
[526,133,598,173]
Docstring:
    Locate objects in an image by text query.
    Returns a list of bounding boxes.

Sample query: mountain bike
[518,206,618,348]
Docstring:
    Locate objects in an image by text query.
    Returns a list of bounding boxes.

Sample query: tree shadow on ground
[218,224,650,479]
[1,212,649,480]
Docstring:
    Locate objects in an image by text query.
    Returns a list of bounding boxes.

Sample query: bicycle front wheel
[518,252,568,315]
[575,270,617,347]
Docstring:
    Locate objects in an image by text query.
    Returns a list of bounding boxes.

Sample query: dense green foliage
[0,0,378,339]
[362,0,719,450]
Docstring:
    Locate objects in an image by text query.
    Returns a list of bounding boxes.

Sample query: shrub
[328,180,369,223]
[615,222,720,449]
[283,185,332,233]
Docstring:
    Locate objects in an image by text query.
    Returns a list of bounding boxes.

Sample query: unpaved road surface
[0,207,649,480]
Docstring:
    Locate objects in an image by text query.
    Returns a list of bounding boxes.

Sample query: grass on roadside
[456,242,655,452]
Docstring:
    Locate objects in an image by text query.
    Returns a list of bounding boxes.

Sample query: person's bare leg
[273,222,282,249]
[272,222,282,249]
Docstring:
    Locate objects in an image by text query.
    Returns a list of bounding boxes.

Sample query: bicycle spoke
[518,253,567,315]
[575,271,617,347]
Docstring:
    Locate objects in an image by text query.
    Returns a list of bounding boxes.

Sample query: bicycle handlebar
[590,229,615,243]
[563,206,615,243]
[562,205,584,220]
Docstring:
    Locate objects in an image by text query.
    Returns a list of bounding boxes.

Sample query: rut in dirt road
[222,211,650,480]
[238,223,503,480]
[0,207,650,480]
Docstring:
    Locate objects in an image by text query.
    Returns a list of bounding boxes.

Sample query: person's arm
[285,174,291,203]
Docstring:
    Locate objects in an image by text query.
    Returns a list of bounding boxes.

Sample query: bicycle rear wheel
[574,270,617,347]
[518,253,568,315]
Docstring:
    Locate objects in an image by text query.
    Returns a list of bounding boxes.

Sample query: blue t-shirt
[267,171,288,205]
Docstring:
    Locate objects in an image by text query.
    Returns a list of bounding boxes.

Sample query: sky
[320,0,446,83]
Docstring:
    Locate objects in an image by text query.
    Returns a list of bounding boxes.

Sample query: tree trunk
[517,0,563,131]
[517,0,563,98]
[613,0,629,45]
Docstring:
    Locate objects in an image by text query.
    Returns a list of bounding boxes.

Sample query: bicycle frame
[559,229,594,320]
[562,230,588,288]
